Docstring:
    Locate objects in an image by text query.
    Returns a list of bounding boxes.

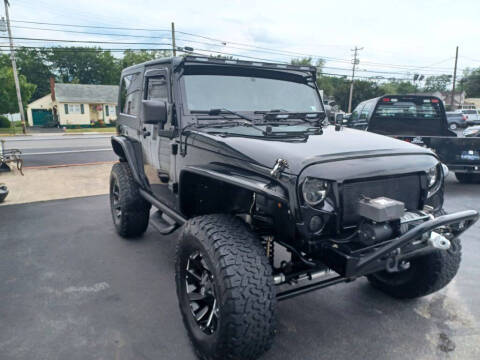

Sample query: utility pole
[348,46,363,113]
[3,0,27,134]
[171,22,176,56]
[451,46,459,109]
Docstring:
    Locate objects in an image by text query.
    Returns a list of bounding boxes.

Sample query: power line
[9,18,465,73]
[0,36,456,77]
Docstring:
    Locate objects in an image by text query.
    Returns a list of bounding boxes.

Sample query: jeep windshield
[183,74,322,114]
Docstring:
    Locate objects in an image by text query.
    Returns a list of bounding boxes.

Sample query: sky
[2,0,480,82]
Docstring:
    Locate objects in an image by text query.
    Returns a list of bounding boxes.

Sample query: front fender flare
[179,164,288,216]
[111,135,149,189]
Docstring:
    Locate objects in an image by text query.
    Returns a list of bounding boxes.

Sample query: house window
[67,104,82,114]
[106,105,109,116]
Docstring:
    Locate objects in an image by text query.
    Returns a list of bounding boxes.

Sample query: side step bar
[139,189,187,231]
[150,211,179,235]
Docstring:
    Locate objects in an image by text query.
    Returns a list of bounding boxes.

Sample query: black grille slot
[342,174,421,226]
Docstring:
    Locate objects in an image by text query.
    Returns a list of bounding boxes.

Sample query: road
[1,135,116,166]
[0,175,479,360]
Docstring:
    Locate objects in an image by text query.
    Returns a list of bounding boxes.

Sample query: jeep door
[118,71,143,141]
[142,66,178,209]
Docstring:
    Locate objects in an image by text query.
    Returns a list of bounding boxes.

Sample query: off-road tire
[367,238,461,299]
[175,215,276,360]
[455,172,480,184]
[109,162,150,238]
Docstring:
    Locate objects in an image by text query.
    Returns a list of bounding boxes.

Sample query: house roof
[54,84,119,104]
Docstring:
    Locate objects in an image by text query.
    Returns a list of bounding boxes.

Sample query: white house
[27,81,119,127]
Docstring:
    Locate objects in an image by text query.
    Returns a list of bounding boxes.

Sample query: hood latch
[270,158,289,178]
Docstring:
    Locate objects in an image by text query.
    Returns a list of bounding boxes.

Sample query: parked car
[348,95,480,184]
[462,108,480,125]
[446,111,468,130]
[464,125,480,137]
[110,58,478,360]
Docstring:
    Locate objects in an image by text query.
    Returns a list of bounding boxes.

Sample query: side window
[360,101,373,120]
[351,103,364,121]
[146,76,168,100]
[120,73,140,115]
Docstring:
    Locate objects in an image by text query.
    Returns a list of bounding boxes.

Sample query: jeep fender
[111,135,149,189]
[179,164,288,218]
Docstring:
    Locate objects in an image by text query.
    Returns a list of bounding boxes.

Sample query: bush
[0,115,11,128]
[93,120,105,128]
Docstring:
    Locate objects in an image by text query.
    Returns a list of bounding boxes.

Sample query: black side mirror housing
[143,100,167,125]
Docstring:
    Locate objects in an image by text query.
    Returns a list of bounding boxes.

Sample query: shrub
[0,115,11,128]
[93,120,105,128]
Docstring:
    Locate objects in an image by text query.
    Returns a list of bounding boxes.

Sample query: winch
[356,196,432,246]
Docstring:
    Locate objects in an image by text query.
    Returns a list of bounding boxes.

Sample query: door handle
[142,127,151,138]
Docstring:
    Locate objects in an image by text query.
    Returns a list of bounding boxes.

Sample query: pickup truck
[348,95,480,183]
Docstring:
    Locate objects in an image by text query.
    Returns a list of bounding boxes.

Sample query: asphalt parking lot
[1,175,479,360]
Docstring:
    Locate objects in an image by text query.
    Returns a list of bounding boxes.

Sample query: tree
[423,74,452,92]
[120,49,170,69]
[379,80,417,94]
[460,67,480,97]
[48,47,119,85]
[15,48,53,101]
[0,53,10,68]
[0,66,36,114]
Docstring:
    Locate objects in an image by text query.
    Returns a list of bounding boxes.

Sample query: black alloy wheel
[184,251,219,335]
[111,178,122,223]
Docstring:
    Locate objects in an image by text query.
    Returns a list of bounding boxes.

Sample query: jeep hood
[189,126,435,175]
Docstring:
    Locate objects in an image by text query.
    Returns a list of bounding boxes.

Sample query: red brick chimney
[50,77,56,101]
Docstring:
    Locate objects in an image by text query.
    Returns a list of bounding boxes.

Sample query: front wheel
[449,123,458,130]
[367,238,461,299]
[175,215,276,360]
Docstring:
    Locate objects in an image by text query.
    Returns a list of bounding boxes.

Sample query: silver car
[462,109,480,125]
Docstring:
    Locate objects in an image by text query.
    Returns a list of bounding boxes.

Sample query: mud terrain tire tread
[175,214,276,360]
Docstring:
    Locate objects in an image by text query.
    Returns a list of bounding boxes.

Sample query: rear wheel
[109,162,151,238]
[455,172,480,184]
[175,215,276,360]
[367,238,461,299]
[449,123,458,130]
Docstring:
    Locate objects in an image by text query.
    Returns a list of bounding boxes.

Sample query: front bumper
[322,210,479,278]
[448,164,480,173]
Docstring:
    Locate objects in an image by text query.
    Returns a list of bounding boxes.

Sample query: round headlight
[427,166,438,187]
[302,178,328,206]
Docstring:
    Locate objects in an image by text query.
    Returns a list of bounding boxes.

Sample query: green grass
[65,127,116,133]
[0,126,23,136]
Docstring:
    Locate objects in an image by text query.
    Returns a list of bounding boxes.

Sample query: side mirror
[142,100,167,125]
[335,113,344,123]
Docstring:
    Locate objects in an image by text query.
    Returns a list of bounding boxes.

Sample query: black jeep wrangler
[110,56,478,360]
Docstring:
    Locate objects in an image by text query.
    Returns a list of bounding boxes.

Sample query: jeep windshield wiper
[207,108,255,123]
[254,110,325,125]
[197,108,268,136]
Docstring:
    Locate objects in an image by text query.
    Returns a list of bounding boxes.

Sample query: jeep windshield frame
[176,57,325,134]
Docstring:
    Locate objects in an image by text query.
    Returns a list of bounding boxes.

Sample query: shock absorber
[262,235,274,265]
